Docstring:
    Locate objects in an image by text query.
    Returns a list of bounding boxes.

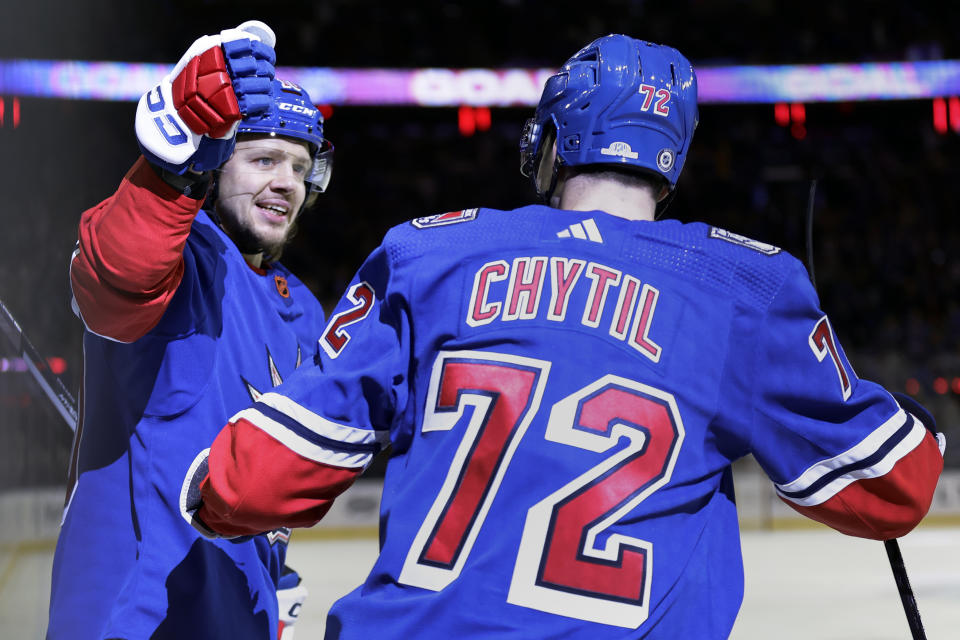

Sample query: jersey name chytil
[466,255,662,362]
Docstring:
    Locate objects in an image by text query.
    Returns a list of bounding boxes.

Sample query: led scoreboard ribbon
[2,59,960,105]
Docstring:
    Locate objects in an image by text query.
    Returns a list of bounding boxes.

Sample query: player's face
[215,135,312,259]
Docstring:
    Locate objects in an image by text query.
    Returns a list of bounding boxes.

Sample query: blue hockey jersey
[50,157,326,640]
[198,205,942,639]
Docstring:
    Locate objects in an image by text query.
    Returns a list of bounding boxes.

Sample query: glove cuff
[180,448,218,539]
[153,164,212,199]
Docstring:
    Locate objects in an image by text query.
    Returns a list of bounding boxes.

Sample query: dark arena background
[1,2,959,636]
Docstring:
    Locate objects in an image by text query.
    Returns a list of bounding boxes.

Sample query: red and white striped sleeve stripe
[198,392,389,536]
[775,409,943,539]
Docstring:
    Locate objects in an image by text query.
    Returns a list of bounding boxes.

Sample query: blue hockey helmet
[237,78,333,193]
[520,34,698,199]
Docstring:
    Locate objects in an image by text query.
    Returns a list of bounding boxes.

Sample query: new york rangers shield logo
[411,208,478,229]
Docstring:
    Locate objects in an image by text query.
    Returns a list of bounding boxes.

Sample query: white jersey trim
[231,391,389,469]
[775,408,925,506]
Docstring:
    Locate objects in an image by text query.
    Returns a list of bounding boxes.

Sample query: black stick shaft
[885,539,927,639]
[0,298,78,431]
[804,179,926,639]
[805,179,817,289]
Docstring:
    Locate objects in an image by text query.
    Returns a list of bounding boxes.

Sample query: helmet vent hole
[670,64,677,85]
[580,102,591,111]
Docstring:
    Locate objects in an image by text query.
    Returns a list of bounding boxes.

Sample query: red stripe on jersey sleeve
[199,417,362,537]
[780,431,943,540]
[70,157,202,342]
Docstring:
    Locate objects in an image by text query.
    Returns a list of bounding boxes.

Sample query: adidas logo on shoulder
[557,218,603,243]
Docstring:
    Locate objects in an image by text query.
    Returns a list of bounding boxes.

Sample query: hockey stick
[885,537,927,639]
[804,179,927,640]
[805,180,817,289]
[0,298,78,432]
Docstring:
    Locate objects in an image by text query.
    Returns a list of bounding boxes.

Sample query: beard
[215,202,297,262]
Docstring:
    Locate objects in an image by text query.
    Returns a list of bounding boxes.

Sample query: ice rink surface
[8,523,955,639]
[282,525,960,640]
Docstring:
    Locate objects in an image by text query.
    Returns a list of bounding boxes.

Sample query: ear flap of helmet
[519,117,540,179]
[520,117,561,201]
[533,127,560,201]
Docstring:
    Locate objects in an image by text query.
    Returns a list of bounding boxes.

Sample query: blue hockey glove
[135,21,277,175]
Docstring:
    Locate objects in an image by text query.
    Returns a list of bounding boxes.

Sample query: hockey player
[48,22,329,640]
[182,35,945,638]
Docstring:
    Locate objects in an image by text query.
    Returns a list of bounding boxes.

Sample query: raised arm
[70,22,276,342]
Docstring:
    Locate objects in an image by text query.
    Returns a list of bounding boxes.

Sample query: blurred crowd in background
[1,1,959,488]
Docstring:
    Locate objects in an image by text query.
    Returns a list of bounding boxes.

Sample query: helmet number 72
[638,84,671,116]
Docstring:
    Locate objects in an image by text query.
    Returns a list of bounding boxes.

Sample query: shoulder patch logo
[708,227,781,255]
[274,274,290,298]
[411,208,479,229]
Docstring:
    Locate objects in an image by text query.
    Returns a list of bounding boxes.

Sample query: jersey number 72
[399,350,685,629]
